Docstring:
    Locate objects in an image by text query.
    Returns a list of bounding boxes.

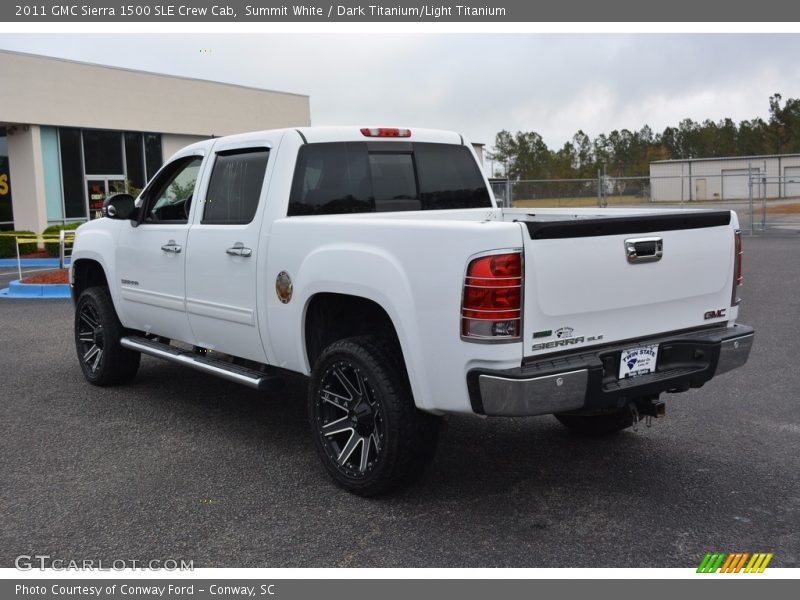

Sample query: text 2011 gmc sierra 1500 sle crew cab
[70,126,753,495]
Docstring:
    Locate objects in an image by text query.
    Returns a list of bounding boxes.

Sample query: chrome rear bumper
[468,325,754,417]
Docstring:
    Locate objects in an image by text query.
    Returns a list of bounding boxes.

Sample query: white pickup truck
[70,126,753,495]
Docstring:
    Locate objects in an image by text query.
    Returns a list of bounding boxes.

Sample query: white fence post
[15,236,22,281]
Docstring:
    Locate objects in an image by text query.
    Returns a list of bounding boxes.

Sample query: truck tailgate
[518,211,736,359]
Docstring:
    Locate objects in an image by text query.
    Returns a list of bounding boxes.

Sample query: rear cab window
[288,142,490,216]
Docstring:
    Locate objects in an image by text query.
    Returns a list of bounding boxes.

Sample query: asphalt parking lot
[1,234,798,568]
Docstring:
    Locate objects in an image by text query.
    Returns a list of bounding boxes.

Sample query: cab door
[184,139,274,363]
[116,154,204,343]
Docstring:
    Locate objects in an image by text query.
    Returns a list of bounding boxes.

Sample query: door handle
[226,242,252,258]
[161,240,182,254]
[624,237,663,263]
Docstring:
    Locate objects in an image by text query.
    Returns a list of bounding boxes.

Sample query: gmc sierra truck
[70,126,753,495]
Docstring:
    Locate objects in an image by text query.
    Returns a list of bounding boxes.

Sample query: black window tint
[288,142,490,216]
[415,143,491,210]
[369,153,420,212]
[289,142,373,216]
[142,156,202,223]
[59,128,86,219]
[83,130,123,174]
[202,149,269,225]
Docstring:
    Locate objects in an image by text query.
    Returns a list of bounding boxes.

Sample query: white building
[650,154,800,202]
[0,50,310,233]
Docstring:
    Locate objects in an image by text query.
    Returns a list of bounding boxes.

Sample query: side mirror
[103,193,137,220]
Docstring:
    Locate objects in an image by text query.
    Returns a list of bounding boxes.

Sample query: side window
[201,148,270,225]
[142,156,202,224]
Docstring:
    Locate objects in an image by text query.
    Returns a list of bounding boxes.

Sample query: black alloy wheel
[74,286,140,386]
[76,299,105,376]
[308,336,439,496]
[314,360,385,479]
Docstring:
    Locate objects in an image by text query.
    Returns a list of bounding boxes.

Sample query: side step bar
[120,336,283,392]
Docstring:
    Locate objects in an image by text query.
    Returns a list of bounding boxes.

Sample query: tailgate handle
[625,237,663,263]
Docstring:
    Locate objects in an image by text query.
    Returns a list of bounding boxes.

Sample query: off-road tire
[74,286,140,386]
[308,335,439,496]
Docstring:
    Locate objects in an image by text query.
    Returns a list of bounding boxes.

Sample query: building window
[82,130,124,175]
[59,128,86,220]
[144,133,163,181]
[124,132,146,191]
[52,128,163,223]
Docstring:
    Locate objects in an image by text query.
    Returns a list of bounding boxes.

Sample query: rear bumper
[467,324,753,417]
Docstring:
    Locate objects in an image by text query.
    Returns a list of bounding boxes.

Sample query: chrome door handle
[161,240,182,254]
[624,237,663,263]
[226,242,252,258]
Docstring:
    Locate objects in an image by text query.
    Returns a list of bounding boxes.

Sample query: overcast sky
[2,34,800,153]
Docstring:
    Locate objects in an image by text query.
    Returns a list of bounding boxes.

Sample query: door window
[141,156,202,224]
[201,149,270,225]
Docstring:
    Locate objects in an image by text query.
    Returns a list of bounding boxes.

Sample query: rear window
[288,142,491,216]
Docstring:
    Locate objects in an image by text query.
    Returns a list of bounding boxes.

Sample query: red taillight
[732,229,743,305]
[461,252,523,341]
[360,127,412,138]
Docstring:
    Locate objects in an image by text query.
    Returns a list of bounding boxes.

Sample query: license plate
[618,344,659,379]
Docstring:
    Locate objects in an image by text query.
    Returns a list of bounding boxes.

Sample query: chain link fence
[491,172,800,234]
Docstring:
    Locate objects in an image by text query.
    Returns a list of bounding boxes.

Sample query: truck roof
[179,126,466,155]
[296,126,464,145]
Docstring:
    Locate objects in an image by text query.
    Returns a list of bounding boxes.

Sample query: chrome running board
[120,335,283,392]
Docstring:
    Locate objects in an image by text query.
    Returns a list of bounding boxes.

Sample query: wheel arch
[71,258,109,304]
[277,242,433,411]
[303,292,404,372]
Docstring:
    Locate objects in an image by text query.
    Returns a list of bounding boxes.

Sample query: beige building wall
[0,50,310,231]
[161,134,213,162]
[0,50,310,136]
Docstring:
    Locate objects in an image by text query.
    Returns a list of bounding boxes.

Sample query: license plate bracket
[618,344,659,379]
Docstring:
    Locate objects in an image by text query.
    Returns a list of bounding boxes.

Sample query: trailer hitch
[630,397,666,431]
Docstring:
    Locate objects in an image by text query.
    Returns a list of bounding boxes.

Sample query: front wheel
[308,336,439,496]
[74,286,140,386]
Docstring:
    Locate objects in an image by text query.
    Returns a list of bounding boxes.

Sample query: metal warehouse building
[650,154,800,202]
[0,50,310,233]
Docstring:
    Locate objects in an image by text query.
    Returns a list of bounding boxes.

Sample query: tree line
[488,93,800,180]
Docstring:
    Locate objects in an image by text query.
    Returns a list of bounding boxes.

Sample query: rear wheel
[554,409,634,436]
[308,336,439,496]
[74,286,140,386]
